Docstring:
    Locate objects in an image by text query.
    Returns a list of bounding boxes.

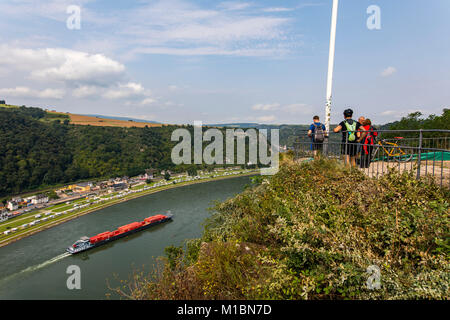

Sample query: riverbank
[0,171,258,248]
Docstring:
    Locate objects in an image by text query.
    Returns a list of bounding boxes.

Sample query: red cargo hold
[89,215,168,244]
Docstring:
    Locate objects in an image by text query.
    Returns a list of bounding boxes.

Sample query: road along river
[0,176,253,299]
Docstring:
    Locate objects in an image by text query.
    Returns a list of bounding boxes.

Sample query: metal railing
[293,129,450,188]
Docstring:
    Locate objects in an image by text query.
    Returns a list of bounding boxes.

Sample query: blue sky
[0,0,449,124]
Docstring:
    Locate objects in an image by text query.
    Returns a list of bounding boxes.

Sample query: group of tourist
[307,109,378,168]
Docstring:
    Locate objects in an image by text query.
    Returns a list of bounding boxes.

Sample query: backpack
[372,126,378,141]
[314,123,325,143]
[344,120,357,142]
[362,126,376,154]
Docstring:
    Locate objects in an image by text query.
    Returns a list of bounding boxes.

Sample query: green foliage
[0,105,179,196]
[0,108,73,196]
[46,190,59,200]
[250,175,264,185]
[0,106,262,197]
[187,166,198,176]
[164,245,184,271]
[124,159,449,300]
[383,109,450,131]
[375,109,450,151]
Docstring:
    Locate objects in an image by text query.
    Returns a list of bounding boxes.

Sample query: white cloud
[0,45,159,104]
[283,103,312,115]
[252,103,280,111]
[141,98,157,105]
[252,102,312,114]
[72,85,101,98]
[257,115,276,122]
[379,108,433,119]
[380,110,398,116]
[381,66,397,77]
[30,50,125,85]
[129,46,289,57]
[164,100,184,107]
[0,0,94,22]
[119,0,292,57]
[0,86,65,99]
[144,17,287,44]
[103,82,146,99]
[72,82,157,103]
[218,2,253,11]
[0,46,126,86]
[263,7,295,13]
[0,0,296,58]
[0,45,182,114]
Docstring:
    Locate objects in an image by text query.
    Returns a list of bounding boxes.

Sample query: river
[0,176,253,299]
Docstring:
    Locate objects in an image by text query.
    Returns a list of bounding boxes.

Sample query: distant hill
[206,123,263,128]
[206,123,312,147]
[68,113,163,128]
[0,104,164,128]
[83,114,161,124]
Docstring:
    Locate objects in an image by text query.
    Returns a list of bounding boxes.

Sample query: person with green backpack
[333,108,361,167]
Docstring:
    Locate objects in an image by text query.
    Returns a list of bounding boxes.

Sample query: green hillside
[0,105,264,198]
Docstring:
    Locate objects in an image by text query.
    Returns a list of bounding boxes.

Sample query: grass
[111,157,450,300]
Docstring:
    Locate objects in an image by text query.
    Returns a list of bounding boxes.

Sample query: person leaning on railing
[333,108,361,167]
[307,115,327,158]
[357,119,377,169]
[356,116,366,164]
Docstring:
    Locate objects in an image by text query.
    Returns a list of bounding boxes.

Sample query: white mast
[325,0,339,135]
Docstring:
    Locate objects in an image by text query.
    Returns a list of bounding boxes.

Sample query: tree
[47,191,59,200]
[187,166,198,176]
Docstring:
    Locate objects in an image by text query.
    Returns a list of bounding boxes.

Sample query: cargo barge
[66,213,173,254]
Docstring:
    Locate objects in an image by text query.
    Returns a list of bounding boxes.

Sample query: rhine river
[0,176,253,299]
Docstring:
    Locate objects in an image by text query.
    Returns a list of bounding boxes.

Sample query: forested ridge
[0,105,266,197]
[379,109,450,131]
[3,105,447,198]
[0,106,183,197]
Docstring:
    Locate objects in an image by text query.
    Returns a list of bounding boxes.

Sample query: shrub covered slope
[117,159,449,300]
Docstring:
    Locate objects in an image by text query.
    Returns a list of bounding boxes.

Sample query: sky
[0,0,449,125]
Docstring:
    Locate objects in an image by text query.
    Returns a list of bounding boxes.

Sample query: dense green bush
[115,159,449,300]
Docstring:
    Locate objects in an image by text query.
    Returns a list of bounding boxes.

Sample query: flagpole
[325,0,339,153]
